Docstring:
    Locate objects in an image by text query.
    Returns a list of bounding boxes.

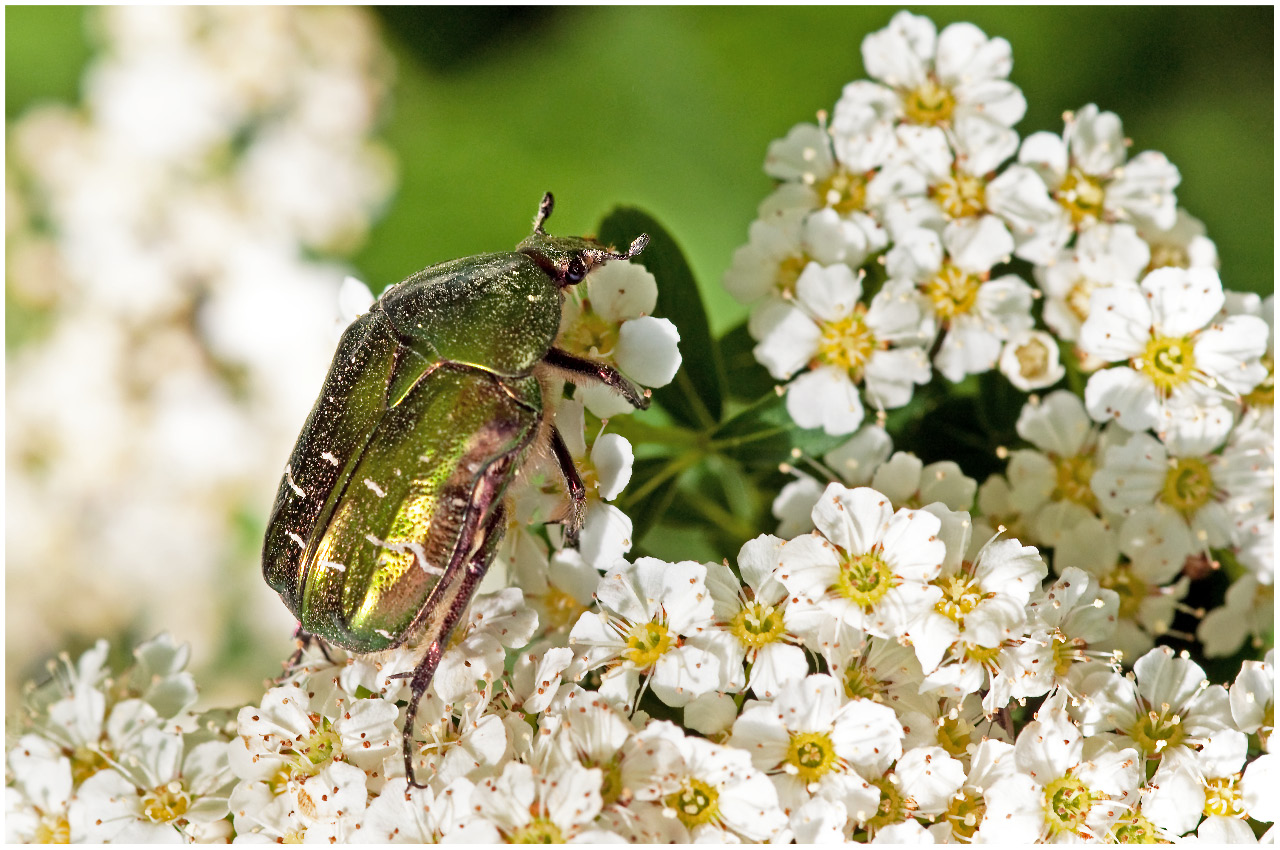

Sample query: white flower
[999,329,1067,391]
[886,224,1034,381]
[470,761,622,842]
[908,506,1046,688]
[432,588,538,704]
[648,721,788,842]
[705,535,809,699]
[983,707,1141,842]
[1080,268,1269,440]
[1072,646,1233,775]
[1054,509,1191,661]
[1024,566,1120,693]
[230,760,368,842]
[1092,428,1271,558]
[835,13,1025,165]
[560,260,681,417]
[1199,574,1276,660]
[1035,222,1150,343]
[729,673,902,819]
[1138,207,1219,273]
[779,483,946,640]
[927,738,1017,843]
[6,735,79,843]
[354,777,498,843]
[1018,103,1181,253]
[1229,652,1274,752]
[754,261,933,435]
[567,558,725,710]
[871,451,977,512]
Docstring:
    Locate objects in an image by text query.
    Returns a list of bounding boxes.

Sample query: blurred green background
[9,5,1272,326]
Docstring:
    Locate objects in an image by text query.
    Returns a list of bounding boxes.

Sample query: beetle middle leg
[542,347,650,410]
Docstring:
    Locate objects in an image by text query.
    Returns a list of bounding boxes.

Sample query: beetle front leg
[280,625,334,680]
[547,423,587,547]
[542,347,650,410]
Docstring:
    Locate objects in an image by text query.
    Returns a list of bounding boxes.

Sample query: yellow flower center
[1109,812,1168,844]
[624,621,672,669]
[1148,243,1189,271]
[933,571,984,624]
[963,643,1001,667]
[597,755,626,807]
[1100,563,1148,621]
[560,300,619,360]
[785,731,840,784]
[142,782,191,823]
[923,264,982,321]
[1056,168,1107,227]
[729,601,786,650]
[1051,631,1086,677]
[842,663,886,702]
[817,309,878,378]
[1137,335,1198,393]
[666,777,721,830]
[1161,457,1214,517]
[1203,775,1245,818]
[508,817,565,843]
[542,586,589,634]
[1043,774,1096,837]
[944,789,986,842]
[815,168,869,216]
[1010,335,1056,384]
[777,254,809,299]
[33,813,71,844]
[1128,702,1188,759]
[867,776,910,831]
[1065,277,1097,324]
[934,172,987,220]
[69,745,111,786]
[835,550,896,609]
[937,713,974,759]
[1052,453,1098,511]
[903,78,957,126]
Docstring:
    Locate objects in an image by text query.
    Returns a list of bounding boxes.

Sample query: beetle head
[518,192,648,287]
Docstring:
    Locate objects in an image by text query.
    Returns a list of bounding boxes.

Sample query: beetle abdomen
[296,367,541,652]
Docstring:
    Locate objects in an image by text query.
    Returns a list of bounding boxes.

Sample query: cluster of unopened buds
[6,10,1272,844]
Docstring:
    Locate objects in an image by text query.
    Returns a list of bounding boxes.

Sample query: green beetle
[262,193,648,785]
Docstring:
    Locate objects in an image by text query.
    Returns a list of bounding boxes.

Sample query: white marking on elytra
[375,629,397,640]
[363,478,387,498]
[364,534,445,577]
[320,561,347,573]
[285,465,306,499]
[286,531,305,548]
[321,451,340,467]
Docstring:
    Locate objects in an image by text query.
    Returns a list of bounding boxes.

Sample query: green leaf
[708,391,847,472]
[598,207,726,428]
[616,455,690,544]
[718,321,777,402]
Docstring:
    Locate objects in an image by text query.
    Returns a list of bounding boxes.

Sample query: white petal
[586,260,659,322]
[1194,314,1270,394]
[753,306,821,380]
[1079,282,1151,362]
[944,215,1012,274]
[578,503,633,569]
[1084,366,1159,431]
[1068,104,1126,175]
[795,261,863,323]
[616,316,681,388]
[936,23,1011,85]
[338,275,375,320]
[862,11,935,88]
[590,433,634,501]
[1016,390,1091,456]
[1141,266,1223,337]
[786,366,866,436]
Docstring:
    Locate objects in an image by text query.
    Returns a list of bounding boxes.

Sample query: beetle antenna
[601,233,648,262]
[534,192,554,233]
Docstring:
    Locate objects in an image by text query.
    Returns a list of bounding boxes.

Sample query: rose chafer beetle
[262,193,648,785]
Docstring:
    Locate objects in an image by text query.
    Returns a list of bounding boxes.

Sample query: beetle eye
[565,257,587,284]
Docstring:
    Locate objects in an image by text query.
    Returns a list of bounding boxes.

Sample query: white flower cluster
[8,490,1274,841]
[736,10,1272,687]
[6,7,396,700]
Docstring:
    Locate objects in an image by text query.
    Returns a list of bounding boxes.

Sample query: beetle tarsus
[283,626,334,677]
[542,347,650,411]
[548,424,587,546]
